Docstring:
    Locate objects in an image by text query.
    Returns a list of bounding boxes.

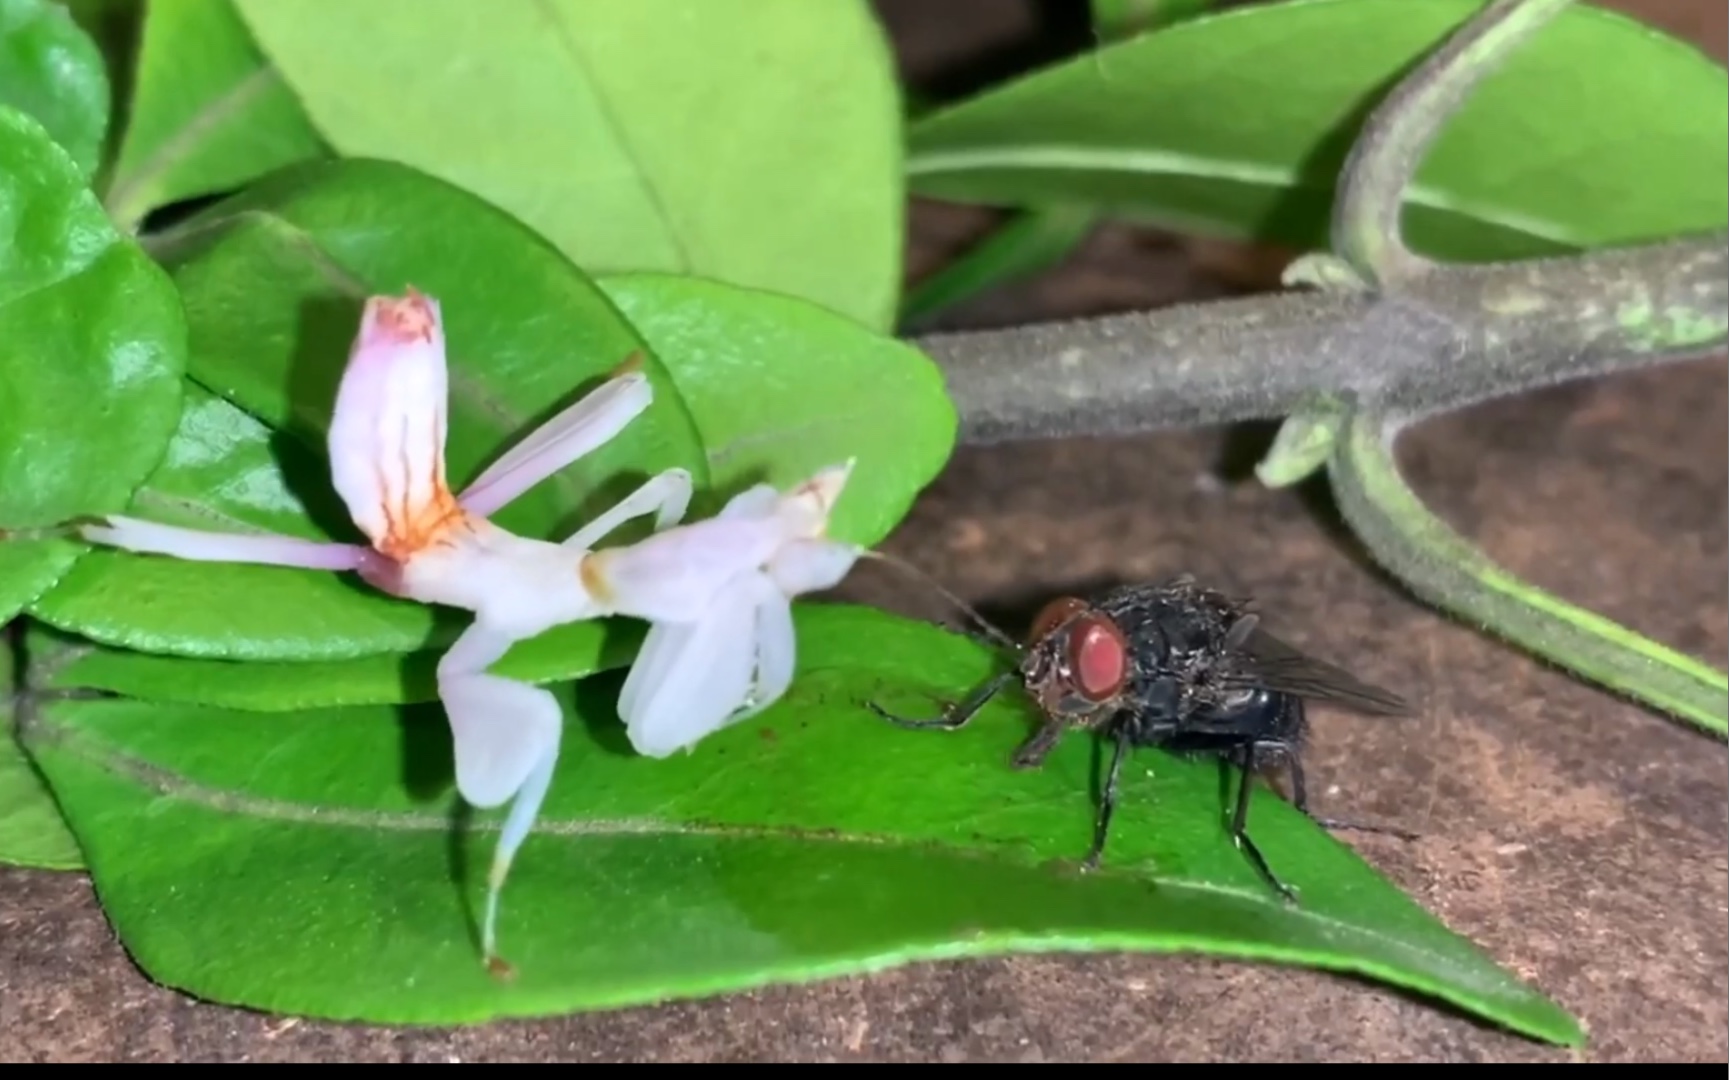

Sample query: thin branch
[915,232,1727,446]
[1331,0,1576,285]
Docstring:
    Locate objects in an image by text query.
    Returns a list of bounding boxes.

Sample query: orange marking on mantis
[375,290,437,344]
[608,349,645,378]
[374,420,467,562]
[578,553,614,604]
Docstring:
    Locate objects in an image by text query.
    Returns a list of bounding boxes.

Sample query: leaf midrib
[530,0,693,273]
[105,66,283,228]
[905,144,1590,246]
[29,702,1530,960]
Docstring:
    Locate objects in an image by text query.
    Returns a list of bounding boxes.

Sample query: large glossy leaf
[30,158,707,661]
[102,0,326,229]
[599,273,955,547]
[0,622,81,869]
[1090,0,1220,38]
[908,0,1729,260]
[0,731,76,868]
[0,0,108,177]
[0,104,186,625]
[25,603,1582,1044]
[233,0,905,331]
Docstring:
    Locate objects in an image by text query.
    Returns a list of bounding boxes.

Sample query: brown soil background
[3,0,1725,1062]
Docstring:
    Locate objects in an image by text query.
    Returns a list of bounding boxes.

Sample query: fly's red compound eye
[1066,613,1128,701]
[1029,596,1089,645]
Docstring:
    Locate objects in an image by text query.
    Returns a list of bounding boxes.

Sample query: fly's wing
[1216,624,1412,716]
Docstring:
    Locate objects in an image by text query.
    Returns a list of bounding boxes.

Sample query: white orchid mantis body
[76,289,694,968]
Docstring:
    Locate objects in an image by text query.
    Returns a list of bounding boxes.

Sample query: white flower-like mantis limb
[581,464,865,759]
[75,289,695,966]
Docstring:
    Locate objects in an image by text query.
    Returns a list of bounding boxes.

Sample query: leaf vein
[905,144,1582,246]
[532,0,694,273]
[105,67,282,228]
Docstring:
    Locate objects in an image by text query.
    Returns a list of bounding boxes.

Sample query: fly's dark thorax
[1091,579,1253,740]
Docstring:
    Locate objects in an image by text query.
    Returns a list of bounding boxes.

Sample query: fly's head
[1019,595,1130,730]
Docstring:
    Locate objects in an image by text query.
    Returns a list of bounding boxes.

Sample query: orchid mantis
[74,289,863,969]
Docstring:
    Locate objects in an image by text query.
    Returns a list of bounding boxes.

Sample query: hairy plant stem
[1331,410,1727,735]
[910,0,1729,735]
[914,233,1727,445]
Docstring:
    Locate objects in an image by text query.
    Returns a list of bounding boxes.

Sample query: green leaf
[0,745,79,871]
[54,0,140,185]
[1091,0,1220,39]
[25,604,1581,1044]
[598,273,956,548]
[0,544,76,634]
[0,104,186,624]
[30,158,708,661]
[232,0,905,331]
[0,0,109,177]
[908,0,1729,260]
[0,707,83,870]
[39,616,647,712]
[102,0,327,230]
[0,622,83,869]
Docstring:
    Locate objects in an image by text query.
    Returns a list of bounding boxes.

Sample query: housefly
[864,568,1417,902]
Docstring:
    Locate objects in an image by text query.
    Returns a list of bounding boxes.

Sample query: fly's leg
[1010,718,1067,769]
[866,670,1016,732]
[1228,744,1299,904]
[1282,739,1419,842]
[1081,727,1132,871]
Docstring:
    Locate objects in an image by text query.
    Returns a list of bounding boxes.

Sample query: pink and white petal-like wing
[326,290,462,561]
[616,572,770,758]
[767,538,862,598]
[735,585,796,722]
[78,515,368,571]
[613,619,697,737]
[458,365,653,520]
[715,482,780,522]
[581,518,782,623]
